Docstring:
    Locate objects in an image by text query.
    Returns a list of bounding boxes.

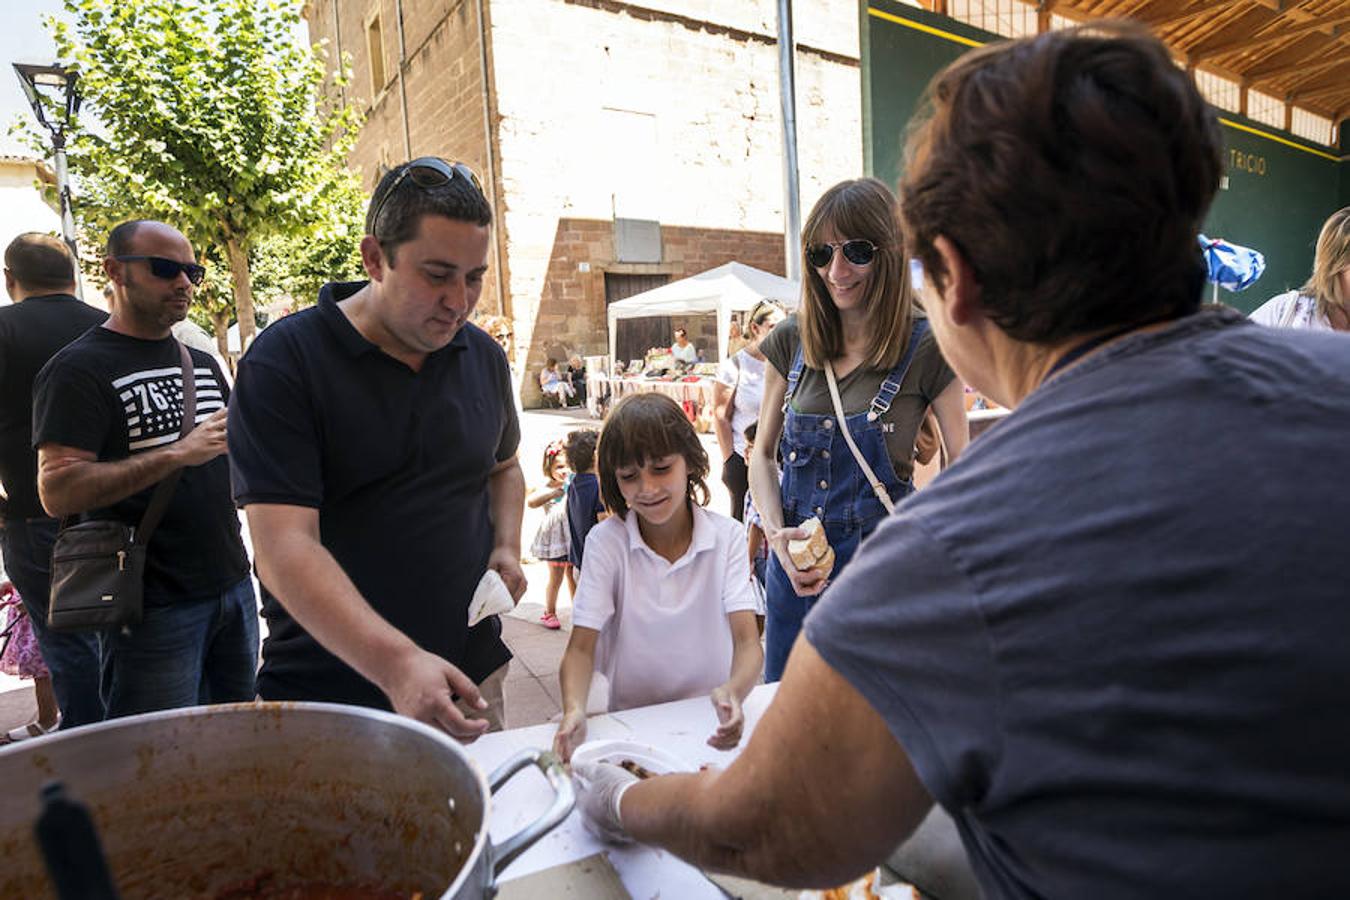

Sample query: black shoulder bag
[47,342,198,633]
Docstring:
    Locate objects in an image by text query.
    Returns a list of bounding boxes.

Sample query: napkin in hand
[468,569,515,627]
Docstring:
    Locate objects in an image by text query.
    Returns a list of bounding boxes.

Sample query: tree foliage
[249,173,367,312]
[44,0,363,347]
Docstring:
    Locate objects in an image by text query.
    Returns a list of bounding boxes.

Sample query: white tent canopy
[606,261,800,367]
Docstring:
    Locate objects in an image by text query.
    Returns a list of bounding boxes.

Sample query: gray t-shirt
[806,308,1350,898]
[760,314,955,480]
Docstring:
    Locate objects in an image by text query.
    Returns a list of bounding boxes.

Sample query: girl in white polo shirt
[553,393,763,762]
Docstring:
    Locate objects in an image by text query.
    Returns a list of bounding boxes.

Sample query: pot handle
[487,748,575,879]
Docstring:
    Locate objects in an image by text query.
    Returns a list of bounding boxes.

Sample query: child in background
[742,423,769,590]
[539,357,577,407]
[527,440,574,630]
[567,355,588,409]
[553,394,762,761]
[565,429,605,573]
[0,582,60,743]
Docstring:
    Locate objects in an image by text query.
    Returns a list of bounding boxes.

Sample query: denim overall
[764,320,929,681]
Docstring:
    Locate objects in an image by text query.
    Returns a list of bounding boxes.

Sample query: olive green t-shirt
[759,313,956,481]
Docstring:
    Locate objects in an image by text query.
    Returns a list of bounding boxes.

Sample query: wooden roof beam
[1192,12,1350,60]
[1281,58,1350,94]
[1242,44,1349,79]
[1288,80,1350,105]
[1140,0,1248,31]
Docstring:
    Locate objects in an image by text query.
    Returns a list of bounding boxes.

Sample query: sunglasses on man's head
[370,157,484,236]
[114,256,207,286]
[806,239,880,269]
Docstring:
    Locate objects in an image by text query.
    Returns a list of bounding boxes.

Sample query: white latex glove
[571,759,639,844]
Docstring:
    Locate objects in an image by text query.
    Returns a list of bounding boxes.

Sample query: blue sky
[0,1,65,157]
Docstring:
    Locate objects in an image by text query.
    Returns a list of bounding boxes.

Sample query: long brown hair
[1303,207,1350,320]
[799,178,913,370]
[598,394,710,519]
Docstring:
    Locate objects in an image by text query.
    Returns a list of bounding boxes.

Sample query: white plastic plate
[570,738,693,776]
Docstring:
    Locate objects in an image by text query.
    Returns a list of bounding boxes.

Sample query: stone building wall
[305,0,864,406]
[304,0,508,317]
[489,0,862,405]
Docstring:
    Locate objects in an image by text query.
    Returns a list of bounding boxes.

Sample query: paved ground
[0,406,735,739]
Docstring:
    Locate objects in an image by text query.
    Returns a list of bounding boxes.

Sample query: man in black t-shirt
[229,158,526,741]
[0,233,107,732]
[33,220,255,719]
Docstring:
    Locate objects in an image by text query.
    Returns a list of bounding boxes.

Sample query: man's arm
[620,636,934,888]
[486,455,527,601]
[245,502,491,741]
[37,409,229,517]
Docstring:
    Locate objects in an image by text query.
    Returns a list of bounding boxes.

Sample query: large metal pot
[0,702,573,898]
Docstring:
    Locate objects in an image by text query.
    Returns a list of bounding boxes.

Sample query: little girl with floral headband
[527,439,574,629]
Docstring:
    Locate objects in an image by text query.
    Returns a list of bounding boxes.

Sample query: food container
[570,739,693,777]
[0,701,572,899]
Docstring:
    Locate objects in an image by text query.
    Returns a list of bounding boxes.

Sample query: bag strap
[782,344,807,412]
[1278,293,1301,329]
[821,321,931,514]
[721,351,744,428]
[824,360,895,515]
[133,341,198,546]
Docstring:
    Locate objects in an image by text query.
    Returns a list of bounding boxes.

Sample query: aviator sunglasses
[806,239,881,269]
[114,256,207,286]
[369,157,484,236]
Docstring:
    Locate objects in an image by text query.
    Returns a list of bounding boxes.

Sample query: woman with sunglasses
[713,299,787,522]
[750,178,968,681]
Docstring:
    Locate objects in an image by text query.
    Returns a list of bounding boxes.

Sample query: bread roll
[815,544,835,577]
[787,516,831,571]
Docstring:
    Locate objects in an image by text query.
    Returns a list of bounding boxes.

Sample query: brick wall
[521,218,785,407]
[490,0,861,406]
[307,0,862,406]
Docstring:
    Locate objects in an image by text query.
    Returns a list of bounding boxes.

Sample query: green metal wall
[861,0,1350,312]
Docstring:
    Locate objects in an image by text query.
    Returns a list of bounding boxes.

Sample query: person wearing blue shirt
[570,25,1350,897]
[564,428,605,570]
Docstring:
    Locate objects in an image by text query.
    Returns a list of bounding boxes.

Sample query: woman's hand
[553,708,588,762]
[767,524,829,597]
[708,685,745,750]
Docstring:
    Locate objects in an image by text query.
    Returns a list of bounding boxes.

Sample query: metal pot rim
[2,700,497,897]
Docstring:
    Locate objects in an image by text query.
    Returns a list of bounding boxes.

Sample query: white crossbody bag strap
[824,360,895,514]
[1278,293,1301,328]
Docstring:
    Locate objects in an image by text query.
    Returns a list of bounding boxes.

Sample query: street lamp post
[14,62,83,299]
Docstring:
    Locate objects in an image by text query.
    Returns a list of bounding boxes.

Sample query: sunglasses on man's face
[370,157,484,236]
[806,239,880,269]
[114,256,207,286]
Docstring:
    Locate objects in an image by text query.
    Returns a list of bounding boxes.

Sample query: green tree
[249,173,367,312]
[186,246,236,358]
[45,0,360,348]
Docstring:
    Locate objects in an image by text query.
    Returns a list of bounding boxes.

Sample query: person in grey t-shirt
[567,24,1350,899]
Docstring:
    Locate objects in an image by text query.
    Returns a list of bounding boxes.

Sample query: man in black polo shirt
[229,158,526,741]
[0,233,107,731]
